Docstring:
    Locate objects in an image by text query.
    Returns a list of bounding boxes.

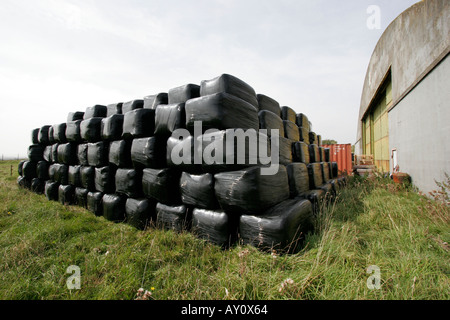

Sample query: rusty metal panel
[323,144,353,176]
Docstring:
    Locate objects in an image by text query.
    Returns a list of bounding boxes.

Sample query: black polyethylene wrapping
[58,184,75,205]
[308,144,320,163]
[185,92,259,134]
[307,163,324,190]
[214,165,289,215]
[125,198,156,230]
[38,126,51,145]
[155,203,190,232]
[102,194,126,222]
[324,148,330,163]
[22,161,37,179]
[331,162,338,178]
[17,176,31,189]
[154,103,186,136]
[31,128,40,145]
[277,136,294,166]
[166,135,201,173]
[143,93,168,110]
[67,112,84,122]
[84,105,107,119]
[28,145,44,162]
[43,145,53,163]
[87,191,103,216]
[286,163,310,198]
[45,181,60,201]
[115,168,142,198]
[95,166,116,194]
[87,141,109,167]
[55,164,69,184]
[180,172,219,210]
[292,141,310,164]
[101,114,124,141]
[281,106,297,123]
[318,147,325,162]
[258,110,284,137]
[37,161,49,181]
[256,94,281,117]
[57,143,77,165]
[80,166,95,191]
[52,123,67,143]
[77,143,89,166]
[200,74,258,109]
[106,103,123,117]
[239,198,314,253]
[192,209,235,248]
[48,127,55,145]
[296,113,310,132]
[75,187,89,208]
[142,168,181,205]
[298,126,309,144]
[131,137,167,169]
[18,160,26,176]
[66,120,82,143]
[309,132,318,145]
[122,100,143,114]
[68,165,82,187]
[122,109,155,139]
[80,117,103,142]
[31,178,45,194]
[283,120,300,141]
[321,162,330,183]
[168,84,200,104]
[108,139,132,168]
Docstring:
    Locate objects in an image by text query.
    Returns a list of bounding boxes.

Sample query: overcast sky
[0,0,419,159]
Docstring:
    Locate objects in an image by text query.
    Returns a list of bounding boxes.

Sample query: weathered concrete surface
[388,55,450,194]
[356,0,450,154]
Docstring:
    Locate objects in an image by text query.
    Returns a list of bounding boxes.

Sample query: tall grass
[0,161,448,300]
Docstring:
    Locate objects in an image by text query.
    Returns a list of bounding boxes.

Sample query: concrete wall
[388,54,450,194]
[356,0,450,154]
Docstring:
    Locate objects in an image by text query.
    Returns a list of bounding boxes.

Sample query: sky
[0,0,419,159]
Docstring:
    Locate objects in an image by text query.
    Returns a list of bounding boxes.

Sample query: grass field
[0,160,448,300]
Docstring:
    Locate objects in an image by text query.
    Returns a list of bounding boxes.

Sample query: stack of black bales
[17,74,346,253]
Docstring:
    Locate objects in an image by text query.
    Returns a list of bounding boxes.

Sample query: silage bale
[36,161,49,181]
[154,103,186,136]
[106,103,123,117]
[87,141,109,167]
[115,168,142,198]
[18,160,26,176]
[22,161,37,180]
[125,198,156,230]
[192,209,236,248]
[131,137,167,169]
[17,176,31,189]
[75,187,89,208]
[121,100,144,114]
[94,166,116,194]
[324,148,330,162]
[48,126,55,145]
[298,126,309,144]
[84,105,107,119]
[67,112,84,122]
[57,143,78,165]
[292,141,310,164]
[286,163,310,198]
[31,128,40,145]
[101,114,124,141]
[283,120,300,141]
[122,109,155,139]
[102,194,126,222]
[31,178,45,194]
[318,147,325,163]
[108,139,132,168]
[331,162,338,178]
[43,145,53,163]
[258,110,284,137]
[281,106,297,123]
[44,181,60,201]
[58,184,75,205]
[308,144,320,163]
[80,166,95,191]
[52,123,67,143]
[296,113,310,132]
[143,93,168,110]
[38,126,51,145]
[256,94,281,117]
[307,163,324,190]
[239,198,314,253]
[80,117,103,142]
[179,172,219,210]
[28,145,44,162]
[309,132,318,145]
[87,191,103,216]
[155,203,190,232]
[66,120,82,143]
[142,168,181,205]
[277,136,294,166]
[68,165,82,187]
[77,143,89,166]
[168,84,200,104]
[321,162,330,183]
[166,134,201,173]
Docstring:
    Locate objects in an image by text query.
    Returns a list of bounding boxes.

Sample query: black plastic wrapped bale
[125,198,156,230]
[108,139,132,168]
[309,132,318,145]
[131,137,166,170]
[52,123,67,143]
[101,114,124,141]
[17,176,31,189]
[331,162,338,178]
[292,141,310,164]
[54,164,69,185]
[142,168,181,205]
[28,145,44,162]
[84,105,107,119]
[256,94,281,117]
[18,160,26,176]
[307,163,324,190]
[317,135,322,146]
[22,161,37,180]
[43,145,53,163]
[321,162,331,183]
[324,148,330,162]
[31,178,45,194]
[57,143,78,165]
[283,121,300,141]
[67,112,84,122]
[155,203,190,232]
[102,194,126,222]
[115,168,142,198]
[68,165,82,187]
[44,181,60,201]
[80,118,103,142]
[258,110,284,137]
[77,143,89,166]
[299,190,326,216]
[80,166,95,191]
[318,147,325,163]
[48,164,56,181]
[180,172,219,210]
[168,84,200,104]
[286,163,310,198]
[122,99,144,114]
[94,166,116,194]
[296,113,310,133]
[38,126,51,145]
[58,184,75,205]
[192,209,236,248]
[154,103,186,136]
[75,187,89,208]
[36,161,49,181]
[166,135,201,173]
[122,109,155,139]
[277,136,294,166]
[239,198,315,253]
[281,106,297,123]
[87,141,109,167]
[308,144,320,163]
[185,93,259,134]
[48,126,55,145]
[200,74,258,109]
[66,120,82,143]
[106,103,123,117]
[330,179,340,196]
[298,127,309,144]
[143,93,168,110]
[197,129,271,173]
[319,183,334,200]
[87,191,103,216]
[214,165,289,216]
[31,128,40,145]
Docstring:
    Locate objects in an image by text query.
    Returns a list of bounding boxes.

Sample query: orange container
[322,144,353,176]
